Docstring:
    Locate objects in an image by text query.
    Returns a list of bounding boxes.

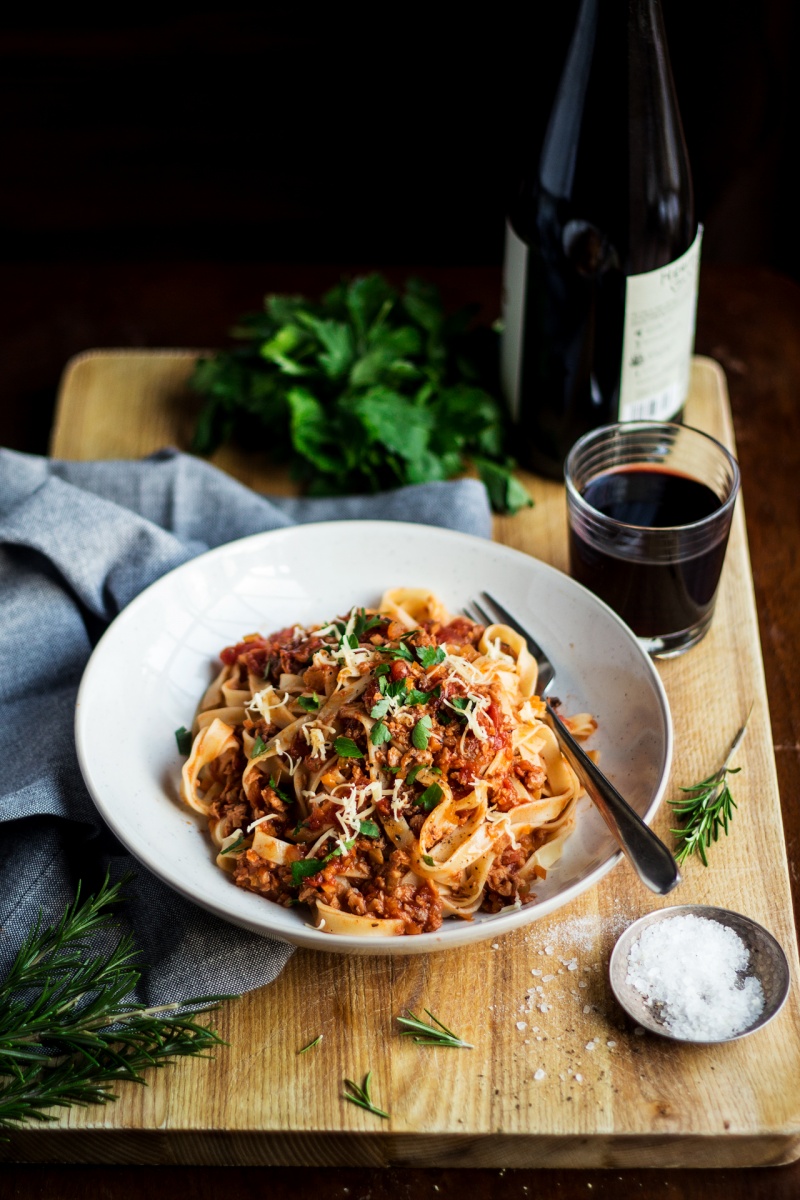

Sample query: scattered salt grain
[544,945,554,955]
[533,1069,546,1081]
[578,981,588,989]
[607,1040,617,1049]
[582,1004,592,1014]
[491,943,500,950]
[516,1021,527,1031]
[574,1073,583,1083]
[585,1041,596,1051]
[542,974,555,982]
[539,1003,550,1013]
[531,968,542,977]
[626,913,765,1040]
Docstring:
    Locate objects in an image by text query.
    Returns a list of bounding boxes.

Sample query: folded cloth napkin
[0,447,492,1004]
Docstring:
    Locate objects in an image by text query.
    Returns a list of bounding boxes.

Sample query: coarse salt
[533,1068,546,1081]
[625,914,765,1040]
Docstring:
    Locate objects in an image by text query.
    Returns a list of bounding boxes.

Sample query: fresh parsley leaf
[291,858,324,887]
[405,688,432,706]
[334,736,364,759]
[175,726,193,755]
[370,720,392,747]
[251,735,268,758]
[475,457,533,516]
[405,763,424,786]
[297,693,322,712]
[359,820,381,838]
[416,644,445,669]
[383,642,413,662]
[268,775,293,804]
[411,716,433,750]
[324,837,356,862]
[417,783,443,811]
[370,697,392,720]
[422,854,435,866]
[374,663,391,678]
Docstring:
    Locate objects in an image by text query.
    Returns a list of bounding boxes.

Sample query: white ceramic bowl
[75,521,673,955]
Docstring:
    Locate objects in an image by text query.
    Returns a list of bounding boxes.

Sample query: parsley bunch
[190,274,532,514]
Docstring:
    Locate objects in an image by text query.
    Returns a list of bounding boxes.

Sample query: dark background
[0,3,796,269]
[0,2,797,454]
[4,7,800,1197]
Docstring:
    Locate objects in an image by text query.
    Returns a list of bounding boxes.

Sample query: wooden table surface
[2,261,800,1197]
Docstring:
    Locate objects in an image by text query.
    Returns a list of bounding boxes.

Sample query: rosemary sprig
[297,1035,322,1054]
[669,705,753,866]
[0,875,233,1130]
[397,1008,473,1049]
[342,1070,389,1119]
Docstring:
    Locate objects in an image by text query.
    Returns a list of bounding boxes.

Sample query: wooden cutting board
[7,352,799,1168]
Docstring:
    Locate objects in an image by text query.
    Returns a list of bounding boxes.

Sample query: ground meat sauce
[187,597,588,936]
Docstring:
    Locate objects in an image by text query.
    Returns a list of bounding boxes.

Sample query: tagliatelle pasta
[179,590,597,935]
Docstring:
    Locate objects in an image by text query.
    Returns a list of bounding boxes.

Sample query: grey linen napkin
[0,446,492,1004]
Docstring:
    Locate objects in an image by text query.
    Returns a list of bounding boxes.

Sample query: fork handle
[545,699,681,895]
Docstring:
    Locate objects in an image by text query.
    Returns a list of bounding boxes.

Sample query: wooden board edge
[49,348,205,458]
[4,1127,800,1170]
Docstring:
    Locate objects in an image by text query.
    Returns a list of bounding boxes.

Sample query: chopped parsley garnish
[450,696,471,711]
[411,716,433,750]
[359,820,381,838]
[405,763,424,786]
[370,696,392,719]
[251,735,268,758]
[174,726,193,755]
[406,687,434,706]
[422,854,435,867]
[378,676,409,701]
[370,720,392,747]
[334,736,364,758]
[268,775,293,804]
[291,858,324,886]
[382,642,413,662]
[297,693,322,712]
[416,644,446,669]
[351,609,382,641]
[374,663,391,678]
[220,834,246,856]
[323,837,356,862]
[417,782,443,811]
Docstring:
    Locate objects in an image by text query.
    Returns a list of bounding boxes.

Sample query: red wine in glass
[568,464,727,638]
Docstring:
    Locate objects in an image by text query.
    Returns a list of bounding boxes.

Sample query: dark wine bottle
[501,0,701,479]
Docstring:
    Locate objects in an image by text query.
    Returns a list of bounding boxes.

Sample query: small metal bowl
[609,904,791,1043]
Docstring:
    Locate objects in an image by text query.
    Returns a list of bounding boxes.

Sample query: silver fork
[464,592,680,895]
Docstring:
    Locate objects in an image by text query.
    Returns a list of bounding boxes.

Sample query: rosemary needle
[297,1035,322,1054]
[342,1071,389,1119]
[669,703,753,867]
[396,1008,473,1049]
[0,874,233,1131]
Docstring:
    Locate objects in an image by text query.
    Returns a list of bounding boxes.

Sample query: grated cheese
[301,721,335,760]
[247,688,291,722]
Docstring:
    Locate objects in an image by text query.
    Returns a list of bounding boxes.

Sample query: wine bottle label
[500,219,528,420]
[618,226,703,423]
